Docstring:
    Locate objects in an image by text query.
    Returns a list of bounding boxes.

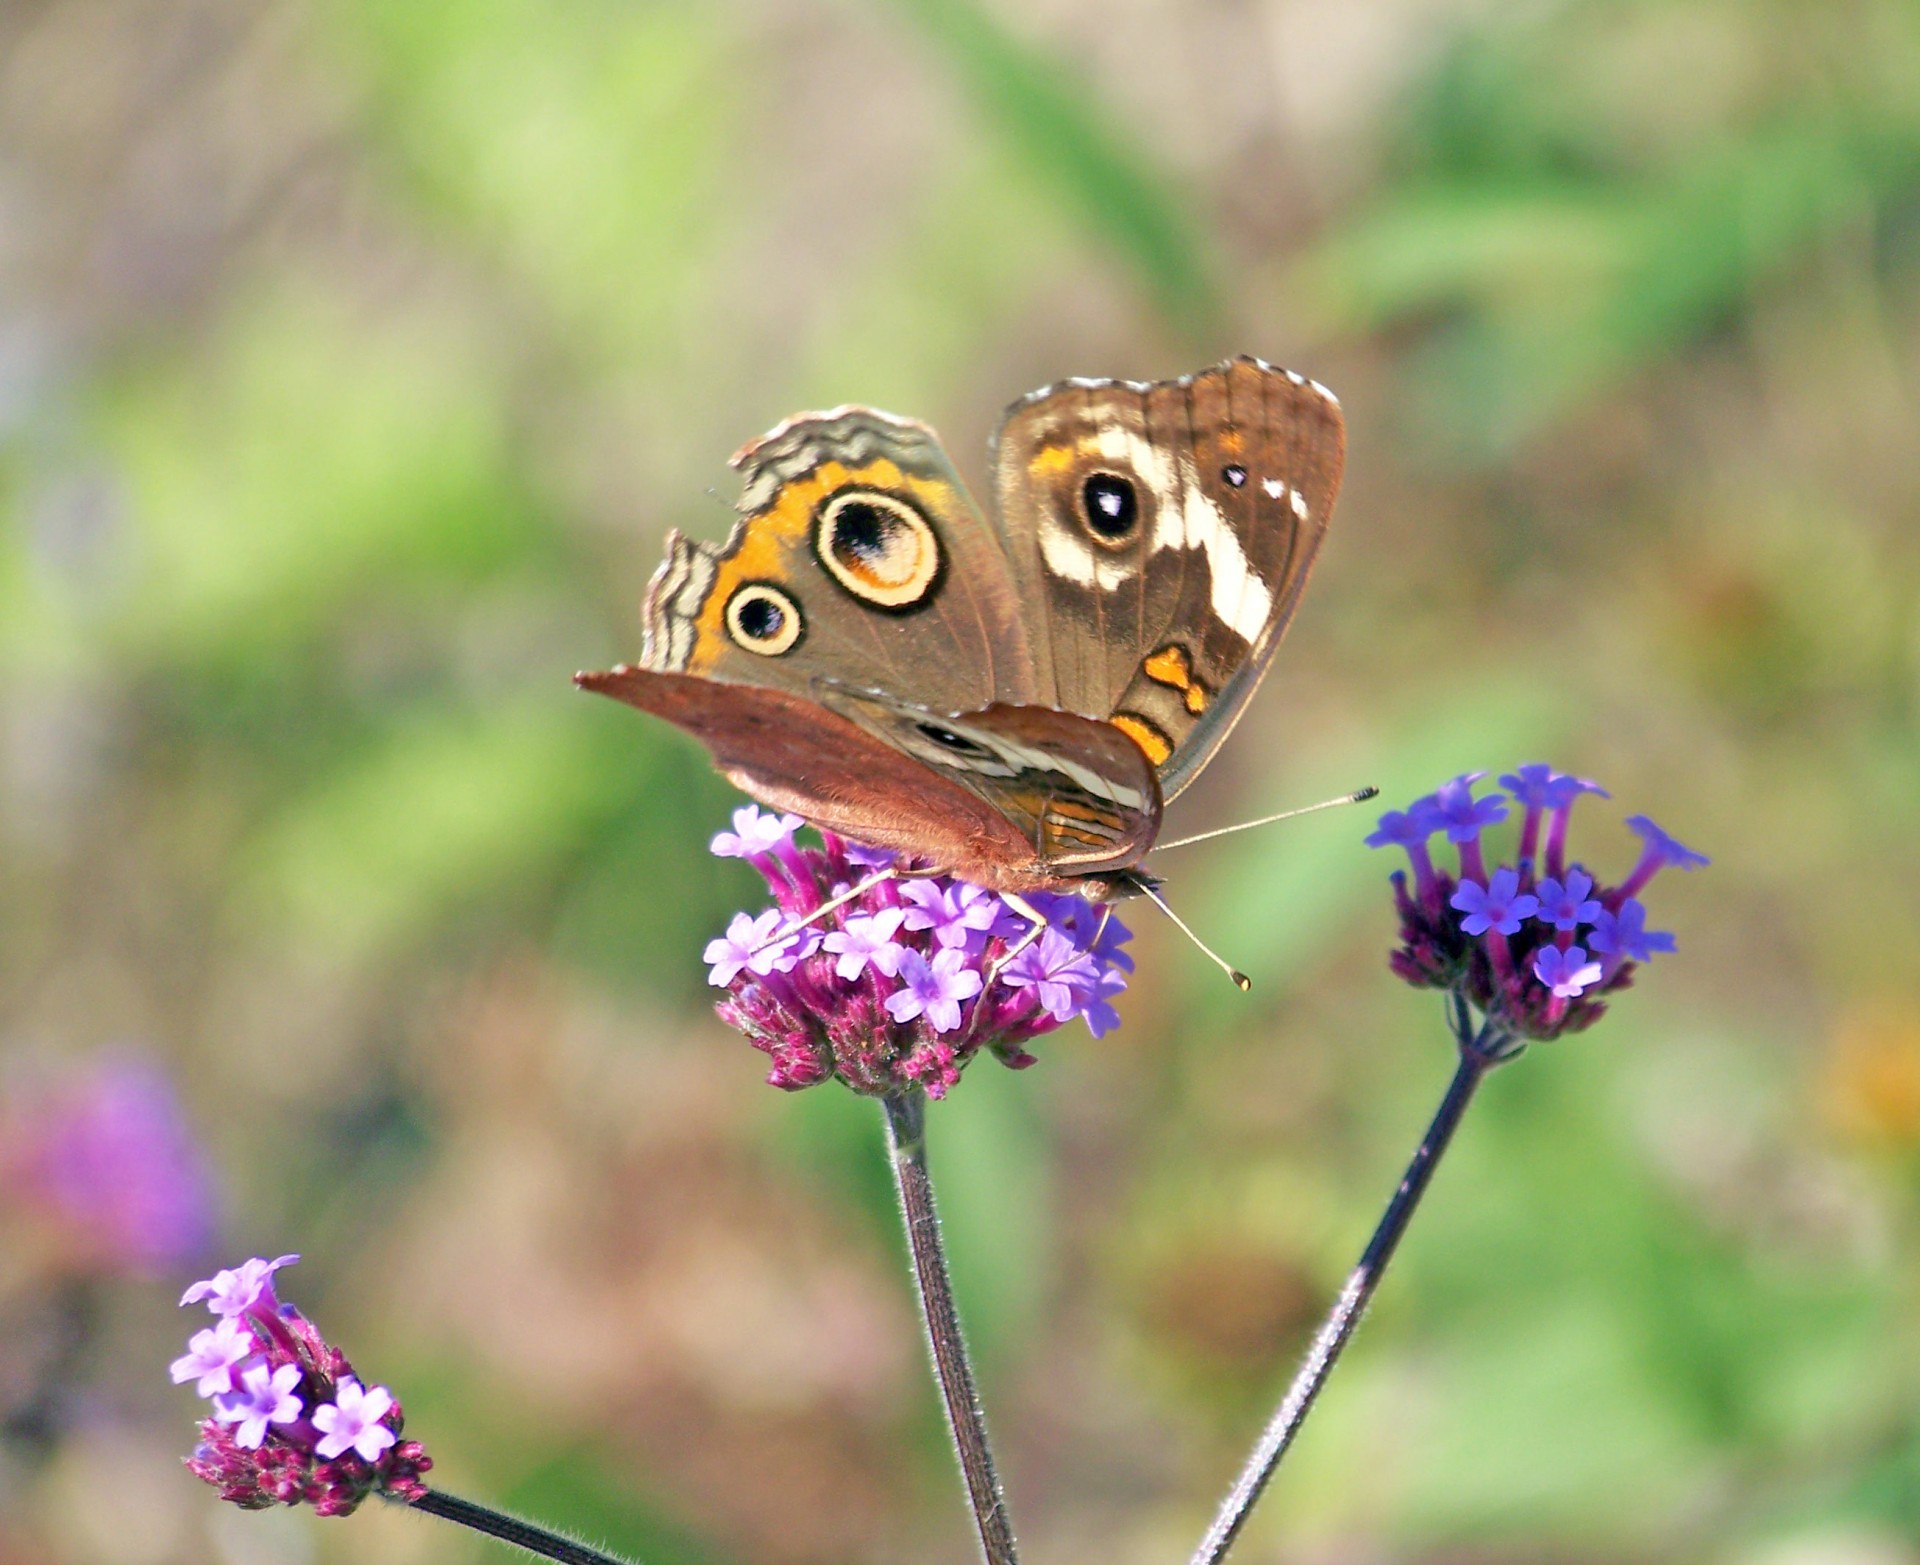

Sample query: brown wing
[640,406,1037,713]
[990,356,1345,800]
[576,667,1160,894]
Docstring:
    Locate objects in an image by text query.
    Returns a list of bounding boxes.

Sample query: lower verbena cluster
[704,807,1133,1098]
[171,1255,429,1515]
[1369,765,1707,1043]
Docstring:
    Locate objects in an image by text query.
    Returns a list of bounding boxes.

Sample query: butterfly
[579,355,1345,908]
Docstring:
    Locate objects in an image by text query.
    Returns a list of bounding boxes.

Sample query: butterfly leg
[983,890,1052,989]
[746,866,899,959]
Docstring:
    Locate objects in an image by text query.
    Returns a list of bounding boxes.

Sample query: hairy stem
[883,1090,1020,1565]
[408,1489,636,1565]
[1187,1010,1515,1565]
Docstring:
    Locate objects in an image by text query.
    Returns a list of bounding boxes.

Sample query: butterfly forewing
[639,407,1037,712]
[991,356,1344,800]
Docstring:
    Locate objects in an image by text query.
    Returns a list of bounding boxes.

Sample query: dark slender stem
[883,1090,1020,1565]
[407,1489,636,1565]
[1187,1013,1515,1565]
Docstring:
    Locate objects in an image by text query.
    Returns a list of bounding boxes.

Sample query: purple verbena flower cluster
[704,806,1133,1098]
[1368,766,1706,1042]
[171,1254,430,1515]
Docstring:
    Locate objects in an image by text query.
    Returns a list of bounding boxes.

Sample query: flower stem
[1187,1009,1514,1565]
[407,1489,637,1565]
[883,1090,1019,1565]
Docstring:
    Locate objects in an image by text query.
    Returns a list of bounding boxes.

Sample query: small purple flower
[1000,930,1101,1022]
[1031,893,1136,973]
[703,910,816,986]
[1619,814,1710,899]
[312,1380,398,1462]
[710,805,804,860]
[1533,870,1602,932]
[1588,899,1676,963]
[1429,773,1509,843]
[821,907,909,980]
[900,881,1001,952]
[844,841,900,870]
[1498,765,1609,812]
[886,948,985,1034]
[181,1254,300,1316]
[213,1362,303,1451]
[170,1318,256,1397]
[1366,801,1444,899]
[1365,804,1441,851]
[1451,869,1539,937]
[1076,966,1129,1039]
[1533,946,1604,1000]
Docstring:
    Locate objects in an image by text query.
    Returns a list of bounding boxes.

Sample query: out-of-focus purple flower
[1377,767,1702,1043]
[1588,899,1677,965]
[700,807,1133,1098]
[1366,802,1443,900]
[0,1056,218,1276]
[175,1254,430,1515]
[213,1363,303,1451]
[170,1319,256,1397]
[1533,946,1604,1000]
[312,1380,397,1463]
[1365,805,1440,851]
[1499,765,1608,812]
[181,1254,299,1317]
[710,806,804,860]
[1533,871,1602,932]
[1451,869,1539,937]
[1619,814,1711,898]
[886,949,986,1034]
[1429,773,1508,842]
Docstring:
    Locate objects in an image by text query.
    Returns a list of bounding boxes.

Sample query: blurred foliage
[2,1,1918,1563]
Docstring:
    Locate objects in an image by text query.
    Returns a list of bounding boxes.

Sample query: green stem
[883,1090,1019,1565]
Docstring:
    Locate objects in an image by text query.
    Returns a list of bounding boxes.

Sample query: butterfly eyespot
[1080,471,1139,541]
[815,490,942,611]
[915,722,991,758]
[1222,464,1247,487]
[724,582,803,656]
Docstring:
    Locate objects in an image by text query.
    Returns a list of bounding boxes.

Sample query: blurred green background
[2,1,1917,1562]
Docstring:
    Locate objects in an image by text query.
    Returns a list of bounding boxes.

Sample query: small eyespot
[725,582,803,656]
[915,722,992,760]
[815,490,942,610]
[1080,472,1138,540]
[1222,464,1247,488]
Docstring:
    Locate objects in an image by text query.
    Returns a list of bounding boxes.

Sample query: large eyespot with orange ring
[724,581,803,656]
[813,489,943,612]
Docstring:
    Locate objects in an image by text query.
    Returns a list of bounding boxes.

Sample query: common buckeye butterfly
[579,356,1344,904]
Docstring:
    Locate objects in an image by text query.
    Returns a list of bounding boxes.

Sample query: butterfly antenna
[1131,879,1251,993]
[1153,786,1379,854]
[746,867,898,957]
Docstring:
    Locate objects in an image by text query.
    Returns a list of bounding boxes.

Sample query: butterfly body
[580,356,1344,899]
